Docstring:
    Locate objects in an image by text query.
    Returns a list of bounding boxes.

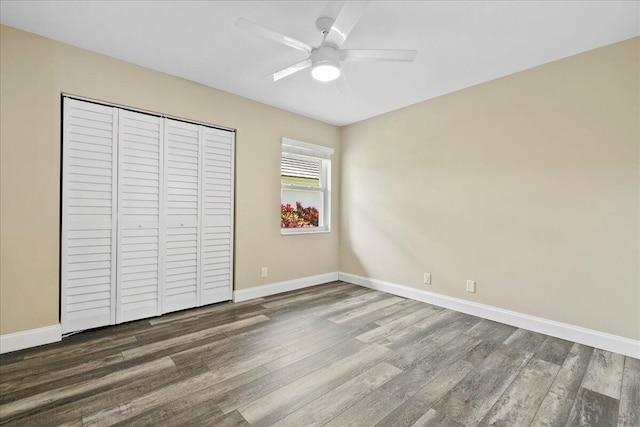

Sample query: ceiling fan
[235,1,417,85]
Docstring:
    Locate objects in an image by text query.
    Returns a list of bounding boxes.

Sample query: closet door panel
[163,119,200,313]
[117,110,163,322]
[200,127,234,305]
[61,98,118,334]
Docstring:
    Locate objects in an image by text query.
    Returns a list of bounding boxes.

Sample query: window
[281,138,333,234]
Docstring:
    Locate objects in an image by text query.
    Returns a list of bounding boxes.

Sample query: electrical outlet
[261,267,268,278]
[466,280,476,293]
[423,273,431,285]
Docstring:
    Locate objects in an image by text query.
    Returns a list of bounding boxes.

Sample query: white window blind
[281,156,320,181]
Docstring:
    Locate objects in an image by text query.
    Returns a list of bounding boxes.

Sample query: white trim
[281,227,330,236]
[233,272,339,302]
[0,325,62,354]
[338,272,640,359]
[282,137,334,159]
[62,94,236,133]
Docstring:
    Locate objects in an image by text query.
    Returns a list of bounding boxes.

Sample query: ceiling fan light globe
[311,64,340,82]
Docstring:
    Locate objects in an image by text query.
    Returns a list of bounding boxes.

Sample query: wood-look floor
[0,281,638,426]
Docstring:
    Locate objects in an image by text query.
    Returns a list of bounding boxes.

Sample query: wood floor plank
[433,345,532,427]
[374,359,473,427]
[20,334,136,362]
[260,282,354,305]
[262,323,374,372]
[529,392,569,427]
[215,338,366,414]
[148,318,322,375]
[580,348,625,399]
[203,345,290,378]
[260,282,354,308]
[533,336,573,366]
[565,387,620,426]
[462,321,517,367]
[0,335,138,384]
[275,321,356,354]
[337,298,425,329]
[503,328,547,354]
[248,293,355,324]
[0,353,124,396]
[386,315,482,371]
[197,410,251,427]
[0,357,176,422]
[124,398,225,427]
[82,366,268,426]
[0,361,190,426]
[529,343,593,427]
[272,362,402,427]
[383,309,463,350]
[547,343,594,400]
[356,305,441,344]
[373,300,427,325]
[322,387,404,427]
[224,314,318,344]
[411,409,464,427]
[147,298,266,325]
[306,290,387,318]
[328,295,405,323]
[618,356,640,426]
[121,315,269,360]
[109,387,224,426]
[477,357,560,426]
[383,334,482,400]
[237,344,390,426]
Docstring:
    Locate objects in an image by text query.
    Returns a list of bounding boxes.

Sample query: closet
[60,97,234,334]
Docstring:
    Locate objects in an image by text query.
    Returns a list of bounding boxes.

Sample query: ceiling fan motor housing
[310,45,341,81]
[312,45,340,68]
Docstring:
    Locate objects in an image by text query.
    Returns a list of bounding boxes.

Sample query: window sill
[281,227,331,236]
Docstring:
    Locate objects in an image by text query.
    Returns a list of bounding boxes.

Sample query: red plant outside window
[281,202,319,228]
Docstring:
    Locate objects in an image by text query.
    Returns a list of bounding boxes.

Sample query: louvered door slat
[200,127,234,305]
[117,110,163,322]
[61,98,118,333]
[162,119,200,313]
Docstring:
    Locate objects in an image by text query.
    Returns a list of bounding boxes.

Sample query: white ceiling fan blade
[341,49,417,62]
[337,68,354,95]
[235,18,312,53]
[270,58,312,82]
[324,1,370,48]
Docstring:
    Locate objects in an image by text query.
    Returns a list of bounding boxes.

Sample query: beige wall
[2,23,638,342]
[0,25,340,335]
[340,38,640,340]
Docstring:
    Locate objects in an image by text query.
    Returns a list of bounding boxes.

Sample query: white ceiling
[1,1,638,126]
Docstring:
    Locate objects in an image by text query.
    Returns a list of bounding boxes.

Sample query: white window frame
[281,138,333,235]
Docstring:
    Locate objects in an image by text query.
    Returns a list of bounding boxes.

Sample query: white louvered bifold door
[163,119,200,313]
[63,98,234,333]
[116,110,163,322]
[61,98,118,334]
[200,127,234,305]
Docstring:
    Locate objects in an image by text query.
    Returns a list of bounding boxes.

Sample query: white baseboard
[4,274,637,358]
[339,272,640,359]
[233,272,340,302]
[0,324,62,354]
